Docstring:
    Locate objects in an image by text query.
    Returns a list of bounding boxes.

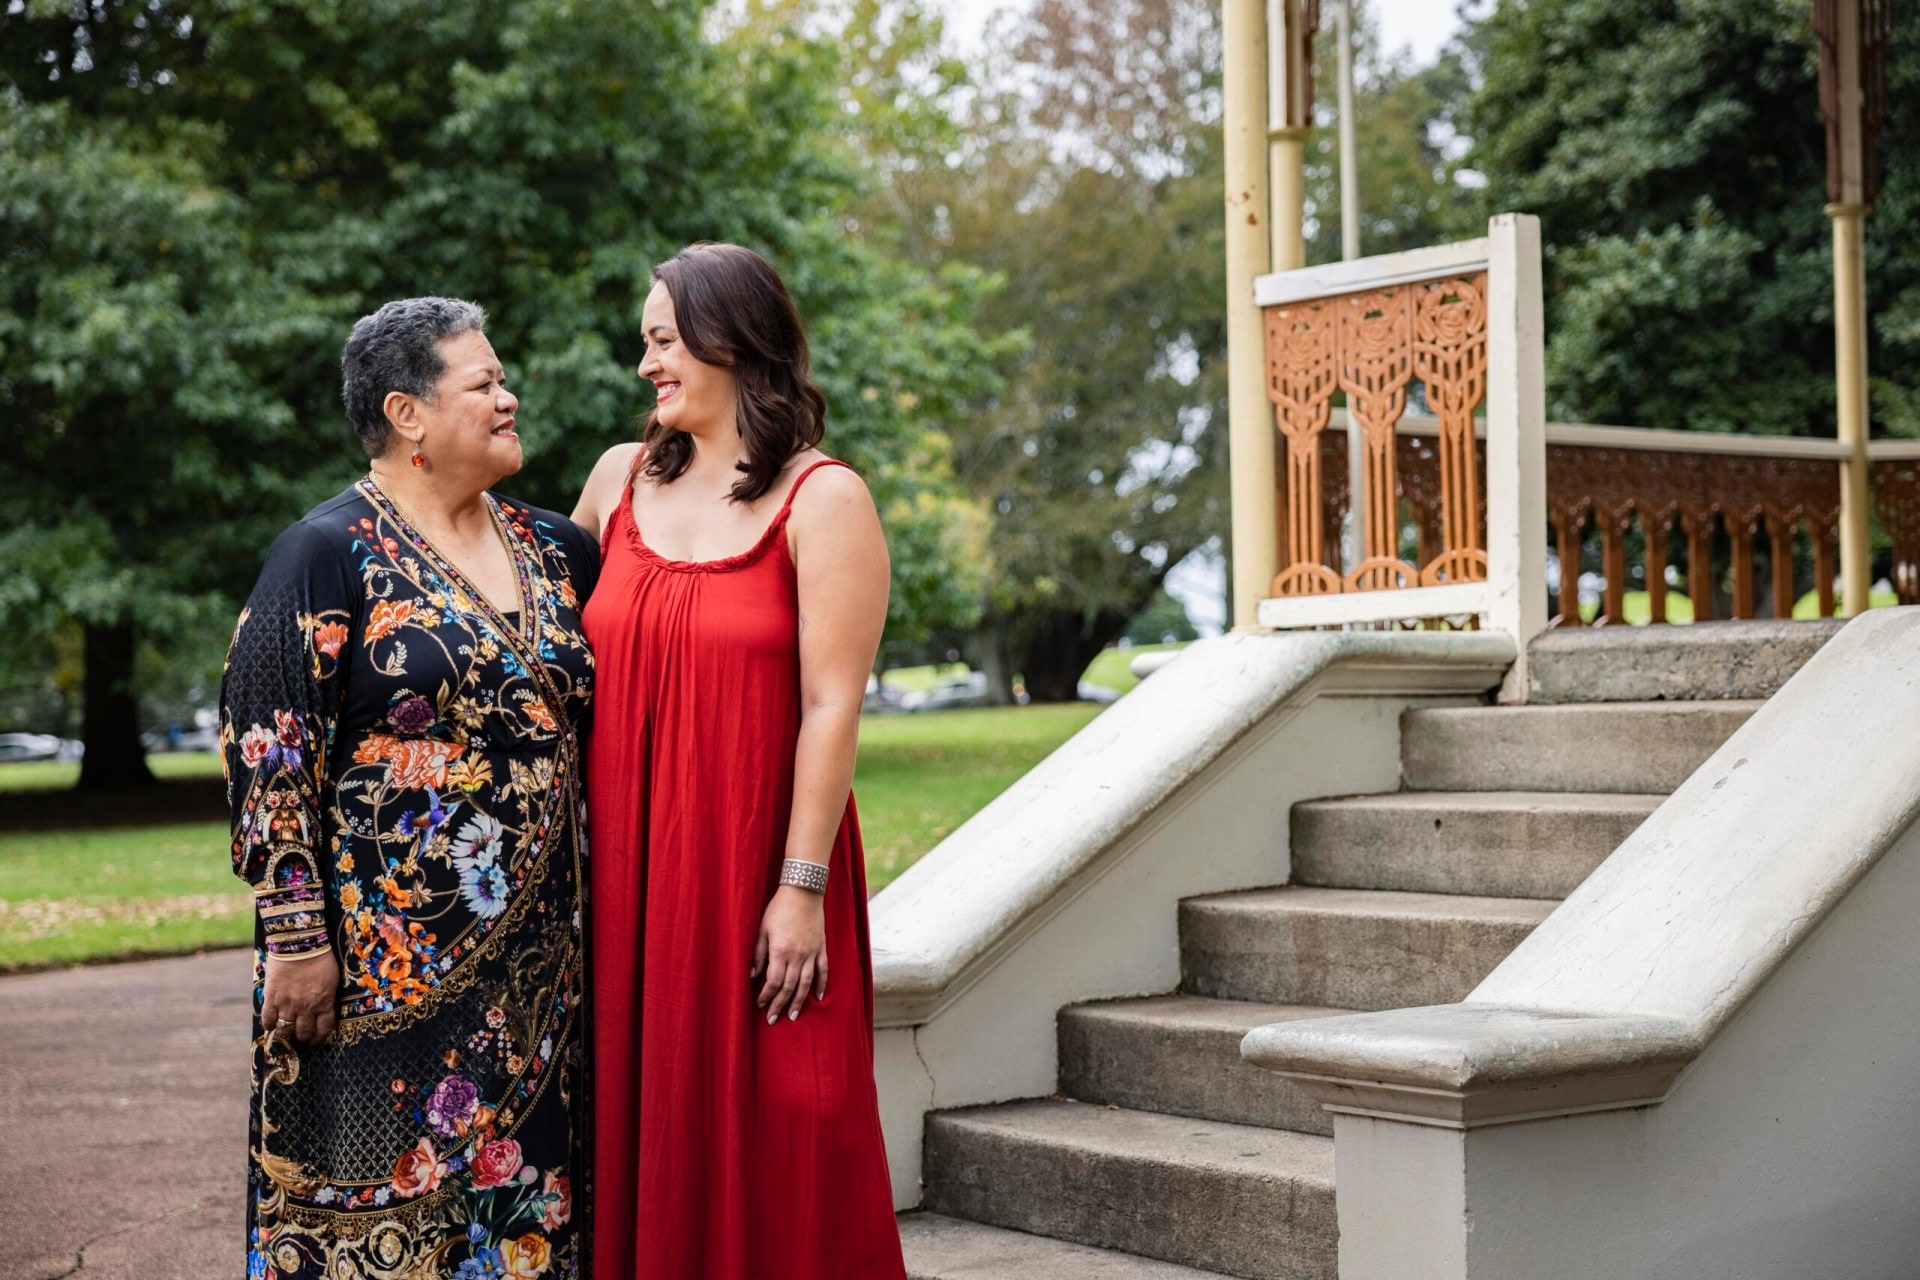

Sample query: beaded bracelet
[779,858,830,894]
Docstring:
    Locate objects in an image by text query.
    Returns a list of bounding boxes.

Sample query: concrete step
[1059,996,1349,1136]
[1291,791,1661,899]
[900,1212,1232,1278]
[923,1098,1336,1280]
[1179,886,1554,1011]
[1526,618,1844,704]
[1400,701,1758,793]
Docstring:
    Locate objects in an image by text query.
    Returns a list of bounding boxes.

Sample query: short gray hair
[340,297,488,457]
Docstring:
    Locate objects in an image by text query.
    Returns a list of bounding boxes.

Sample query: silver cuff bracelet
[779,858,830,894]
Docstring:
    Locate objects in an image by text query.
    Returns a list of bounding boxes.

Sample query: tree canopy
[0,0,1000,780]
[1459,0,1920,438]
[839,0,1460,698]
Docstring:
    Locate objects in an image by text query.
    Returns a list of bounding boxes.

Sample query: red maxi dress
[582,458,907,1280]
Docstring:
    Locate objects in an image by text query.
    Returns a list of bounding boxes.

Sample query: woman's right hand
[261,950,341,1045]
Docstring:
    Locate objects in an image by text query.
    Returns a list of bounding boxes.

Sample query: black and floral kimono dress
[221,478,597,1280]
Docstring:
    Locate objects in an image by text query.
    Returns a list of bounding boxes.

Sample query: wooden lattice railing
[1283,412,1920,628]
[1258,225,1919,632]
[1267,271,1489,597]
[1254,220,1546,652]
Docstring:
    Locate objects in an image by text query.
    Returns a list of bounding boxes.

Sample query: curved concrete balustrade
[1242,607,1920,1278]
[867,630,1515,1208]
[1242,1005,1697,1129]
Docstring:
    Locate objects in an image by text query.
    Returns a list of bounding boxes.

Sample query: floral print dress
[221,479,596,1280]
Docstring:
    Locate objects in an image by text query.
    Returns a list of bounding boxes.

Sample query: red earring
[410,448,425,469]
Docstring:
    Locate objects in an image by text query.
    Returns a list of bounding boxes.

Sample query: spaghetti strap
[619,456,855,574]
[775,458,852,519]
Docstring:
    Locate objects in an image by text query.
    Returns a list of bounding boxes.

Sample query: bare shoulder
[786,455,884,572]
[571,441,645,537]
[595,441,645,481]
[788,454,873,516]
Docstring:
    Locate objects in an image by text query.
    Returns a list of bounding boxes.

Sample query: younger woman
[573,243,905,1280]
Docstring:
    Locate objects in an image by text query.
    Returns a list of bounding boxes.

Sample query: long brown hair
[640,242,828,502]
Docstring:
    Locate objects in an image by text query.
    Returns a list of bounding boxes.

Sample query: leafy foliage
[1460,0,1920,436]
[0,0,1001,767]
[845,0,1462,697]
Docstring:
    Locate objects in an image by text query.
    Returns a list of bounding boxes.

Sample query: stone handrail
[866,629,1514,1207]
[870,629,1515,1025]
[1243,607,1920,1129]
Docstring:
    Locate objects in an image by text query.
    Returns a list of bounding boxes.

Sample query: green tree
[856,0,1460,700]
[1305,3,1477,263]
[0,100,319,788]
[1123,589,1200,646]
[1,0,999,780]
[1459,0,1920,437]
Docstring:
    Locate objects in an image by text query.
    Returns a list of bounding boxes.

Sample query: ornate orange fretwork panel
[1336,286,1415,580]
[1264,303,1341,597]
[1262,272,1489,599]
[1539,445,1841,626]
[1411,276,1489,586]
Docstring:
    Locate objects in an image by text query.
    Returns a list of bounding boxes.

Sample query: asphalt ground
[0,950,250,1280]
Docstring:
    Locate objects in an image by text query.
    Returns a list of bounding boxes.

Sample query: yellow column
[1225,0,1275,630]
[1829,201,1872,615]
[1269,129,1308,272]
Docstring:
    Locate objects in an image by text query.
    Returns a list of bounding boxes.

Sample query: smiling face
[388,329,522,482]
[638,281,736,440]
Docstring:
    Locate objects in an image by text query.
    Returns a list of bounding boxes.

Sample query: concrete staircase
[897,673,1770,1277]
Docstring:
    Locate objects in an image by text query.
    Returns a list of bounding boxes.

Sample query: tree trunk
[974,633,1021,706]
[1015,605,1136,703]
[77,620,155,791]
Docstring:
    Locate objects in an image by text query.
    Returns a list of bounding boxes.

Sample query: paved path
[0,950,251,1280]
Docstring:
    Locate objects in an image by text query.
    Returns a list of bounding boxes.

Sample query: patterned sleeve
[220,520,355,960]
[560,516,601,604]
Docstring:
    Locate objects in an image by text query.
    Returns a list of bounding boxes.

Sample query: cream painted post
[1265,0,1312,273]
[1831,201,1873,616]
[1334,0,1359,263]
[1225,0,1276,629]
[1269,132,1308,272]
[1335,1116,1468,1280]
[1485,213,1548,703]
[1817,0,1883,617]
[1267,0,1322,562]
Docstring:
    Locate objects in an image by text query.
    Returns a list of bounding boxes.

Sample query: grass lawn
[855,703,1103,889]
[0,820,249,970]
[0,703,1104,969]
[1080,643,1185,696]
[0,750,224,793]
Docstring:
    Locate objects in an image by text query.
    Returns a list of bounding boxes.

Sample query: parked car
[862,676,908,715]
[905,672,992,713]
[0,732,75,763]
[142,724,222,753]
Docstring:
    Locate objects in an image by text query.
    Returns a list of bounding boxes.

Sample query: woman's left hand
[753,885,828,1023]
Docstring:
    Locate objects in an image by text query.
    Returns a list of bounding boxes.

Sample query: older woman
[221,298,597,1280]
